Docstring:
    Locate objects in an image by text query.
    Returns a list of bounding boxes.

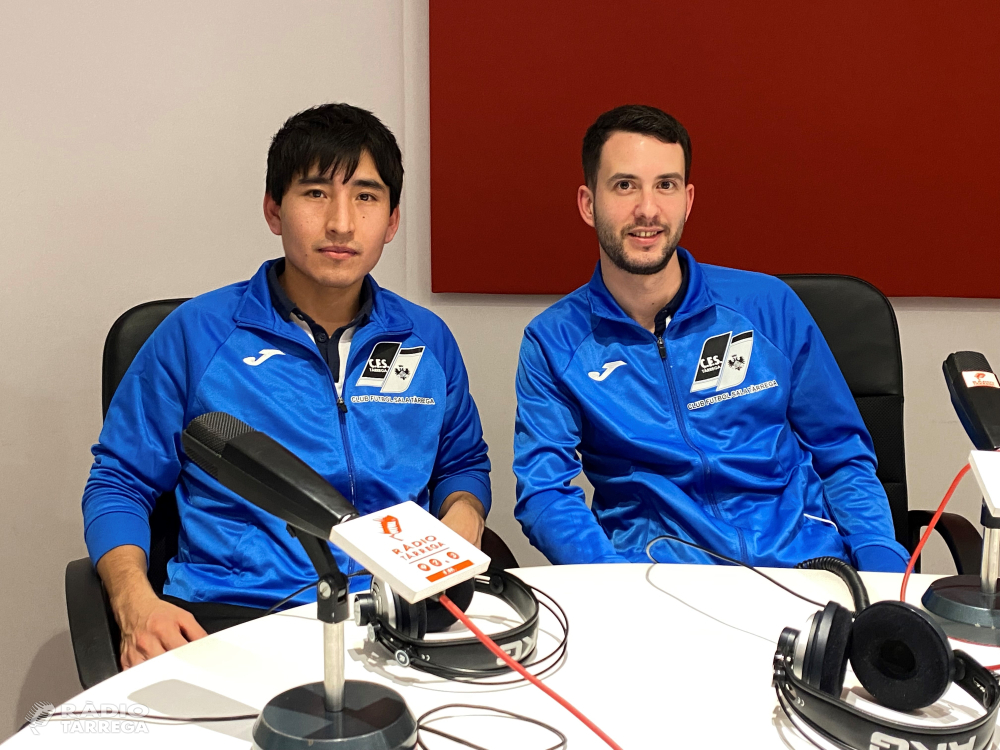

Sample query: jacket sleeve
[513,328,628,564]
[780,289,909,572]
[428,327,492,518]
[81,316,191,568]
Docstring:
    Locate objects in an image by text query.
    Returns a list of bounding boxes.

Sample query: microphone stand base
[922,574,1000,646]
[252,680,417,750]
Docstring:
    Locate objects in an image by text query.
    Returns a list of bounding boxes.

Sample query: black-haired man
[83,104,490,667]
[513,104,907,572]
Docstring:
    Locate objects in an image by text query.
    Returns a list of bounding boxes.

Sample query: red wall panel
[429,2,1000,297]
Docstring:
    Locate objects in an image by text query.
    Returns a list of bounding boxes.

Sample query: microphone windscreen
[185,412,255,453]
[944,351,1000,451]
[951,351,992,374]
[182,411,360,538]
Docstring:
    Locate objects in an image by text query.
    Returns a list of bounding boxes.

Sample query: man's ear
[685,182,695,222]
[263,193,282,236]
[383,205,401,244]
[577,185,596,228]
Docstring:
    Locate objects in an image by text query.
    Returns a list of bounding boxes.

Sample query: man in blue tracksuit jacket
[513,105,908,572]
[83,104,490,668]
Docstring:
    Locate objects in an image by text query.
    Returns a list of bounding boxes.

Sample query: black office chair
[65,298,518,689]
[779,274,981,574]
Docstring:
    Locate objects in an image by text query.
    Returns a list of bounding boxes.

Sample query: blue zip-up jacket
[513,248,908,572]
[83,259,491,607]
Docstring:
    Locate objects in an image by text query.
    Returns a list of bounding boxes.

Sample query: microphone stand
[923,502,1000,646]
[252,527,417,749]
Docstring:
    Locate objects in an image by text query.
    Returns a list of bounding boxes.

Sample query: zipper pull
[337,396,348,414]
[657,336,666,360]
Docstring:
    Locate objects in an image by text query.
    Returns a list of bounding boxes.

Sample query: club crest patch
[691,331,754,393]
[356,342,425,394]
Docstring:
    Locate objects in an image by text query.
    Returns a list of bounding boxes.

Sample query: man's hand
[96,545,208,669]
[439,491,486,548]
[115,591,208,669]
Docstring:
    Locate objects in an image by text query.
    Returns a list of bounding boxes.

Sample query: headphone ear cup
[394,591,428,640]
[425,578,475,634]
[849,601,954,712]
[802,602,854,697]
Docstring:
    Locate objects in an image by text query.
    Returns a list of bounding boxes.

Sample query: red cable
[948,633,1000,671]
[899,463,971,603]
[438,593,624,750]
[900,460,1000,671]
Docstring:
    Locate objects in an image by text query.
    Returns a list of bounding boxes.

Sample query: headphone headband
[774,631,1000,750]
[373,571,540,678]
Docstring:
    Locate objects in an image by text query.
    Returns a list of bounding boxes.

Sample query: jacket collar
[234,259,412,335]
[266,258,373,326]
[587,247,714,332]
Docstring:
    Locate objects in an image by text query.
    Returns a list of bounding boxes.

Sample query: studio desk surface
[7,564,999,749]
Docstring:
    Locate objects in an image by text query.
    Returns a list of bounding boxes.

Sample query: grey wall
[0,1,412,738]
[0,0,997,740]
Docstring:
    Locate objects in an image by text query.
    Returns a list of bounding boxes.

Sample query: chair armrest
[908,510,982,575]
[65,557,121,689]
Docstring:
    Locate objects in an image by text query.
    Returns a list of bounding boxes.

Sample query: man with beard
[512,104,907,571]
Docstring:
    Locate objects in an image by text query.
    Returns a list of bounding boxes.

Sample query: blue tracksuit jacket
[513,248,908,572]
[83,259,491,607]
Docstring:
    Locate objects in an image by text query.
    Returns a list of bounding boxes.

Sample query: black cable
[21,570,364,733]
[416,704,567,750]
[437,599,567,683]
[20,710,258,731]
[25,578,560,742]
[419,726,490,750]
[265,580,319,616]
[26,702,568,750]
[646,534,826,608]
[411,582,570,684]
[796,556,870,613]
[445,586,568,684]
[264,570,371,616]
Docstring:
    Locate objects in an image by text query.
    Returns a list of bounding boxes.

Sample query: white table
[5,565,998,749]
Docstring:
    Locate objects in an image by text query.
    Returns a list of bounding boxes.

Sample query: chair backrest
[103,299,189,417]
[103,299,188,594]
[102,298,519,588]
[778,275,908,548]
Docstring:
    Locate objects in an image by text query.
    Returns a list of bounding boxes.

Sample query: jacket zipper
[238,322,404,519]
[237,320,405,579]
[336,393,356,508]
[656,333,749,563]
[330,326,411,511]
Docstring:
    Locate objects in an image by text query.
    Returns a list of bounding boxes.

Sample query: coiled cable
[796,556,870,613]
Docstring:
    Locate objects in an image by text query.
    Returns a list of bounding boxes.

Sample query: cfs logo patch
[691,331,754,393]
[356,342,425,394]
[357,342,401,386]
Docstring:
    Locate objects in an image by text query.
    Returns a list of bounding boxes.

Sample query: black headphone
[774,600,1000,750]
[354,569,542,679]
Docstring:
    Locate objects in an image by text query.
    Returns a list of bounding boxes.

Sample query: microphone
[943,352,1000,451]
[182,414,422,746]
[181,412,359,540]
